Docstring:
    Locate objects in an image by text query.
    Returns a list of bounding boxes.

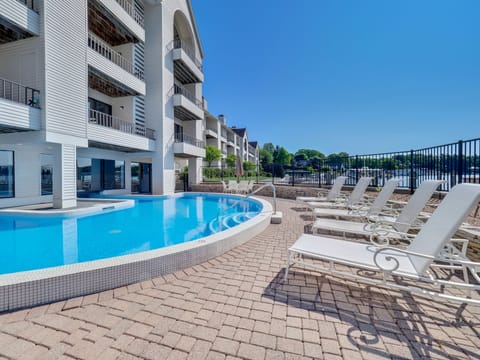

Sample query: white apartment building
[203,111,259,168]
[0,0,206,209]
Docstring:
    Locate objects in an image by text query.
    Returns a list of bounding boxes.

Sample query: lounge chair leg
[284,252,292,282]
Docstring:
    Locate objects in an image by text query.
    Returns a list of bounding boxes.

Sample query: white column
[188,157,203,185]
[53,143,77,209]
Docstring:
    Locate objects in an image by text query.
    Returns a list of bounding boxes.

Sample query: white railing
[88,32,144,81]
[89,109,155,139]
[174,132,205,148]
[114,0,144,27]
[168,83,203,109]
[167,40,203,72]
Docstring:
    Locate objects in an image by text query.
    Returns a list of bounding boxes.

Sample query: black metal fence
[264,138,480,193]
[202,165,260,182]
[0,77,40,108]
[200,138,480,192]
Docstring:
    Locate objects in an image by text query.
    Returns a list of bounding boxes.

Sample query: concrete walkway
[0,198,479,359]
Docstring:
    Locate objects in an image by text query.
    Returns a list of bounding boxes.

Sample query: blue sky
[191,0,480,155]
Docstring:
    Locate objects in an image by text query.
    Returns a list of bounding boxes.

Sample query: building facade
[0,0,205,209]
[203,112,259,169]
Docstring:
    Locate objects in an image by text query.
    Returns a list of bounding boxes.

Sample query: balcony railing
[17,0,37,12]
[114,0,144,28]
[169,84,203,109]
[88,32,144,81]
[89,109,155,140]
[175,132,205,148]
[167,40,203,72]
[0,77,40,108]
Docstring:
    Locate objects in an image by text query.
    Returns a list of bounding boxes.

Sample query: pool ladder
[216,182,277,231]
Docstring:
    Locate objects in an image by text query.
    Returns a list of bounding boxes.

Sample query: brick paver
[0,197,479,359]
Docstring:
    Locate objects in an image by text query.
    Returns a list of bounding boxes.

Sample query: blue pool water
[0,193,262,275]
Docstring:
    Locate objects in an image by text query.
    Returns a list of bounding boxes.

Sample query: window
[0,150,14,198]
[103,160,125,190]
[88,98,112,115]
[175,124,183,142]
[77,158,125,192]
[77,157,92,192]
[41,154,53,195]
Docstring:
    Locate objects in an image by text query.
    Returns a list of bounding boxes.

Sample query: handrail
[88,32,144,81]
[217,182,277,230]
[169,84,203,109]
[167,40,203,72]
[89,109,155,139]
[0,77,40,108]
[174,132,205,148]
[114,0,144,27]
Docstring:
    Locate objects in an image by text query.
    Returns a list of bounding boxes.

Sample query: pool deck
[0,197,479,359]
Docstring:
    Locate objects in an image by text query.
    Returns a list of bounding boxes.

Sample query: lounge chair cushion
[290,234,419,277]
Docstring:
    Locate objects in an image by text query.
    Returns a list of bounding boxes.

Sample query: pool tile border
[0,195,272,312]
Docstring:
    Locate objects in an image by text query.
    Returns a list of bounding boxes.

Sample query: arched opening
[173,10,196,56]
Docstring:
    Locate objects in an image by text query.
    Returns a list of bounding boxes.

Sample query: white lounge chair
[285,183,480,305]
[312,178,401,220]
[237,180,250,194]
[311,180,445,243]
[247,180,255,192]
[226,180,238,193]
[296,176,348,203]
[306,176,372,210]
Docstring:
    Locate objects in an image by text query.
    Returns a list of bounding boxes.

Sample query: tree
[262,143,275,154]
[327,152,350,169]
[295,149,325,161]
[274,146,291,166]
[310,155,324,169]
[243,160,255,173]
[225,154,236,168]
[204,145,221,166]
[294,153,308,162]
[259,149,273,170]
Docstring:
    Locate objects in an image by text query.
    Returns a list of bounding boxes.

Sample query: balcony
[168,40,204,84]
[227,139,235,147]
[205,127,218,139]
[174,132,206,158]
[0,77,40,132]
[87,109,155,151]
[87,32,145,96]
[170,84,204,121]
[0,0,40,40]
[91,0,145,42]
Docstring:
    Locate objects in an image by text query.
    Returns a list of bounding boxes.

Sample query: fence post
[458,140,464,185]
[409,150,414,194]
[291,167,295,187]
[318,166,321,188]
[272,164,275,185]
[355,155,359,183]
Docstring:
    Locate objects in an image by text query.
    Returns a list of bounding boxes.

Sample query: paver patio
[0,197,479,360]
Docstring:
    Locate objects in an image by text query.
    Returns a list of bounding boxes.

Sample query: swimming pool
[0,193,272,311]
[0,193,262,275]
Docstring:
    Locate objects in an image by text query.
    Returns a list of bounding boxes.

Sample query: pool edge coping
[0,194,273,312]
